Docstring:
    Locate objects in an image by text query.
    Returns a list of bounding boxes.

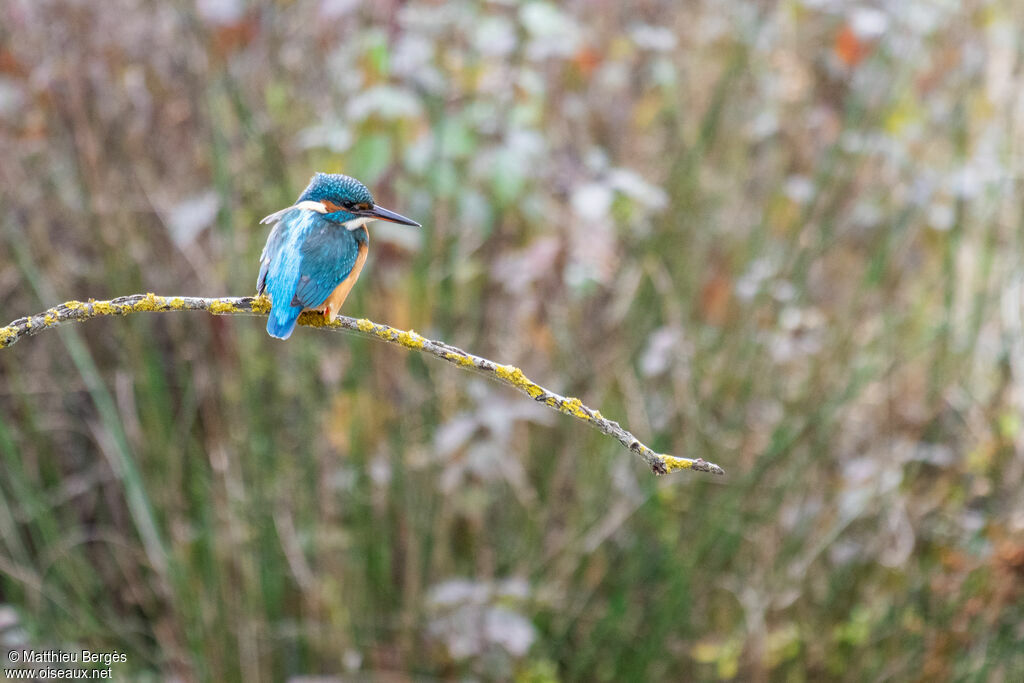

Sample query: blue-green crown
[297,173,374,206]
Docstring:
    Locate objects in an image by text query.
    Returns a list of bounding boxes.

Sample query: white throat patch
[342,216,371,231]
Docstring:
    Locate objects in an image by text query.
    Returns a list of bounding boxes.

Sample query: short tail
[266,304,303,340]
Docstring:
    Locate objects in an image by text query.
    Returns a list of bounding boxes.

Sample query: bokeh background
[2,0,1024,680]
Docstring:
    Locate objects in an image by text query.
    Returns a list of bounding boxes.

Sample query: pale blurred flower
[747,110,780,140]
[595,61,630,91]
[611,458,643,503]
[561,93,587,120]
[195,0,243,25]
[640,326,683,378]
[0,78,26,119]
[571,183,613,222]
[629,24,678,52]
[769,307,825,362]
[779,306,804,331]
[927,202,955,232]
[485,607,535,657]
[429,578,490,608]
[325,42,366,92]
[371,221,424,251]
[325,466,357,494]
[948,167,983,199]
[650,58,678,87]
[567,221,617,287]
[515,67,547,98]
[426,578,536,661]
[492,237,560,294]
[474,16,518,57]
[403,133,434,174]
[850,200,883,230]
[166,191,219,248]
[962,513,989,539]
[783,175,815,205]
[434,416,478,458]
[779,497,823,532]
[0,606,20,632]
[346,85,423,121]
[891,0,957,35]
[435,387,552,494]
[829,540,862,566]
[396,3,464,33]
[840,454,903,507]
[391,34,435,77]
[343,650,362,671]
[607,169,668,211]
[909,443,955,466]
[520,2,582,60]
[296,120,353,153]
[736,258,776,301]
[839,130,868,154]
[318,0,360,20]
[473,128,546,204]
[458,190,492,234]
[584,147,611,173]
[368,453,391,487]
[770,280,797,303]
[850,7,889,39]
[696,10,731,44]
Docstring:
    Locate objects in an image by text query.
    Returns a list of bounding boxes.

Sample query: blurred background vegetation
[1,0,1023,680]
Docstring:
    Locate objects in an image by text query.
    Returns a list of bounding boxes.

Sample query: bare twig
[0,293,724,477]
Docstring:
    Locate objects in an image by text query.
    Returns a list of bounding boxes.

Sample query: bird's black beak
[363,205,420,227]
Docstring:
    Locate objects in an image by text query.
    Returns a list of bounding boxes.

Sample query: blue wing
[293,220,361,308]
[256,222,285,296]
[258,209,360,340]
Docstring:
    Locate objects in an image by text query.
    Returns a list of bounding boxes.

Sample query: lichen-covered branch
[0,293,724,477]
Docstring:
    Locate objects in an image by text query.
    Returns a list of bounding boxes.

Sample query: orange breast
[320,239,368,322]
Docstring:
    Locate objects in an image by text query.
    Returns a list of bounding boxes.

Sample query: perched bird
[257,172,420,340]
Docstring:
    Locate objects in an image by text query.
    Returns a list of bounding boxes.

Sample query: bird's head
[295,172,420,229]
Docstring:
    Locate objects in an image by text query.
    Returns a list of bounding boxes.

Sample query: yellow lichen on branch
[661,455,700,473]
[0,293,724,477]
[397,329,425,349]
[494,365,545,399]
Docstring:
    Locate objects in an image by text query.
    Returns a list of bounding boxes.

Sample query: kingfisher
[257,172,420,340]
